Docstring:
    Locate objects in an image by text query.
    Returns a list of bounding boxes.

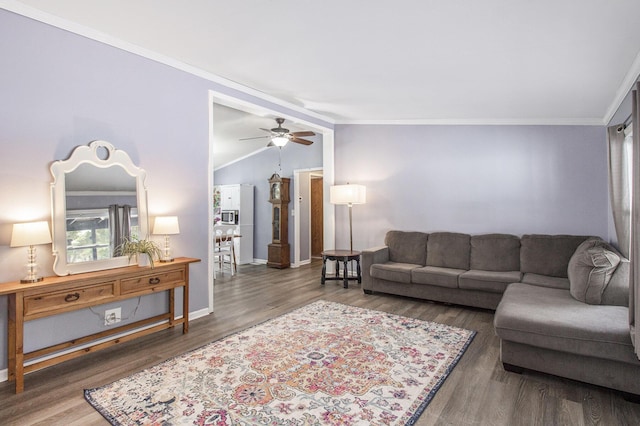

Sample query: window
[66,208,139,262]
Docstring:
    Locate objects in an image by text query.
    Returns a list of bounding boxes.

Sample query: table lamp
[153,216,180,262]
[330,184,366,252]
[10,221,52,283]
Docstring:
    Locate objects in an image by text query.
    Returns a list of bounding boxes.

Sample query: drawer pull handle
[64,292,80,302]
[149,277,160,285]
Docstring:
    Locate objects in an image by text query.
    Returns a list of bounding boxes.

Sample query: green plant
[119,237,163,268]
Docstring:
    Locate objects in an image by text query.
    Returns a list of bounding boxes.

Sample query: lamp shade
[153,216,180,235]
[271,136,289,147]
[10,221,52,247]
[330,184,366,205]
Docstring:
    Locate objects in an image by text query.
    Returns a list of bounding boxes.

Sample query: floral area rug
[85,300,475,425]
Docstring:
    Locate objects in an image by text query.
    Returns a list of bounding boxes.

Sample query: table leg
[343,258,349,288]
[232,241,237,274]
[183,267,190,334]
[9,293,24,393]
[321,256,327,285]
[356,256,362,283]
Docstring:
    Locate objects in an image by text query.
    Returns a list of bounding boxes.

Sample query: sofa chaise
[361,230,640,397]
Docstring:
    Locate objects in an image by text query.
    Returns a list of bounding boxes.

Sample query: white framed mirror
[50,140,149,275]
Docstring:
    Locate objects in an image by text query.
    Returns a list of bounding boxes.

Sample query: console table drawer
[24,282,116,317]
[120,269,185,294]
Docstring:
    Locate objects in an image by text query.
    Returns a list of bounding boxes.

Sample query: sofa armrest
[362,246,390,290]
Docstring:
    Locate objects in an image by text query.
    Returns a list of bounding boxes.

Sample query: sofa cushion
[385,231,429,265]
[568,238,621,305]
[494,283,635,364]
[370,262,419,284]
[426,232,470,270]
[459,270,522,293]
[521,273,570,290]
[520,234,590,278]
[470,234,520,271]
[411,266,464,289]
[603,259,630,307]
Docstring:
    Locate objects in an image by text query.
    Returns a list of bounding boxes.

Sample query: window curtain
[630,82,640,356]
[109,204,122,257]
[110,204,132,257]
[122,204,132,242]
[608,124,632,258]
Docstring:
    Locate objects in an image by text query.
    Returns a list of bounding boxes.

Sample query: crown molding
[603,50,640,125]
[335,118,605,126]
[5,0,634,128]
[0,1,335,126]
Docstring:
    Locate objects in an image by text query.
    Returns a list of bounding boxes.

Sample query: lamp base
[159,258,175,263]
[20,276,43,284]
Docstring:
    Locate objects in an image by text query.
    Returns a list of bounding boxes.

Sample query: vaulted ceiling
[9,0,640,126]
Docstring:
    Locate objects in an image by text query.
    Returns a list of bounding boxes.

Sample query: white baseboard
[0,308,212,383]
[189,307,210,320]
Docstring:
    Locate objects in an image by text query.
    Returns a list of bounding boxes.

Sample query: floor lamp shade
[330,184,366,205]
[330,184,366,252]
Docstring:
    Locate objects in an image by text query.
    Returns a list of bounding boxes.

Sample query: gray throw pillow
[568,238,621,304]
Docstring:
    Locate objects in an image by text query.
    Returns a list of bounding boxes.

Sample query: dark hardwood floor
[1,260,640,425]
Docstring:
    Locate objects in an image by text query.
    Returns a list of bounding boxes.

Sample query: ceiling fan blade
[259,128,274,134]
[291,131,315,137]
[239,135,270,141]
[290,137,314,145]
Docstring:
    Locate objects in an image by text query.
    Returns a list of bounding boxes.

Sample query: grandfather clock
[267,173,290,268]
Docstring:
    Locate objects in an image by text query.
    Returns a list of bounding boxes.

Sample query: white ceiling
[6,0,640,124]
[212,103,319,167]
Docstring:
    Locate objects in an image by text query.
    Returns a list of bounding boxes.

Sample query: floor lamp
[330,184,366,252]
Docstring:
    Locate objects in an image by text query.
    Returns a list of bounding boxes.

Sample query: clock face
[271,183,281,200]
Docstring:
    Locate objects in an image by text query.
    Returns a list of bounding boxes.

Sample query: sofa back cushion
[426,232,471,269]
[568,238,625,305]
[520,234,591,278]
[470,234,520,271]
[385,231,428,265]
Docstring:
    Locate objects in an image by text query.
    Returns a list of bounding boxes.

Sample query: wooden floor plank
[1,260,639,425]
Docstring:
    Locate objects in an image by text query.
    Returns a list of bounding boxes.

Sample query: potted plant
[119,237,163,268]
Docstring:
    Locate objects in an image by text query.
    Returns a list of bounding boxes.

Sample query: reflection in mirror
[64,164,139,263]
[51,141,149,275]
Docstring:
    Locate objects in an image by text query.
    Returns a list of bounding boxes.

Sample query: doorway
[310,175,323,258]
[208,91,336,313]
[293,168,324,266]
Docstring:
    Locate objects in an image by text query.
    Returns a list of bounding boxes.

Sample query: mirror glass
[51,141,149,275]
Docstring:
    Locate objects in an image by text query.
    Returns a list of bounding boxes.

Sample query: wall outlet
[105,307,121,326]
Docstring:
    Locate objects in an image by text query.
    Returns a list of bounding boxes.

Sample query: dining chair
[214,224,237,276]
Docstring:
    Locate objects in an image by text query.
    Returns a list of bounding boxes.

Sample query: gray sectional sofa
[362,230,640,397]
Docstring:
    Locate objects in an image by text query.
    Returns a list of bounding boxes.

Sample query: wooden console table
[0,257,200,393]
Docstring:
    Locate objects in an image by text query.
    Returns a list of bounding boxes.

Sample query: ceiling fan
[240,117,315,147]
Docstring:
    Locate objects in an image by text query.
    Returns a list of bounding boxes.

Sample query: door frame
[207,90,335,313]
[293,167,323,267]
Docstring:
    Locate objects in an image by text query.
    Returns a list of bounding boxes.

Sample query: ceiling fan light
[272,136,289,147]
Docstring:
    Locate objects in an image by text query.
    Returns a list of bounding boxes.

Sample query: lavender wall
[334,125,609,251]
[0,8,614,376]
[0,9,330,372]
[214,136,323,261]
